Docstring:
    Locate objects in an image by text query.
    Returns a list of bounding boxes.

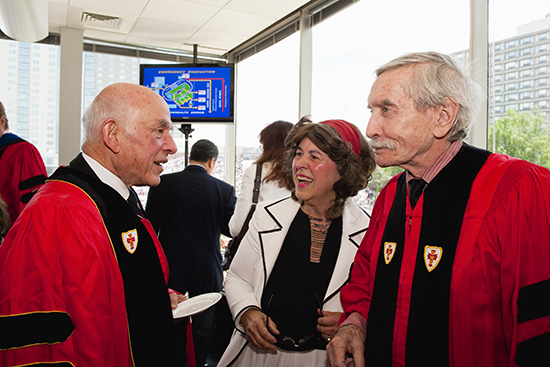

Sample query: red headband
[320,119,361,156]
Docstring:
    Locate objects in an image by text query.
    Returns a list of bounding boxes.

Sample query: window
[495,95,502,103]
[538,55,548,64]
[504,82,518,91]
[519,69,533,77]
[519,91,533,99]
[495,105,502,113]
[504,104,518,112]
[538,66,548,74]
[504,93,518,101]
[495,43,502,51]
[520,58,533,67]
[505,61,518,69]
[494,84,502,92]
[495,74,502,82]
[539,77,548,86]
[505,40,518,48]
[520,35,534,45]
[539,44,548,52]
[539,100,548,108]
[495,64,503,72]
[505,71,518,80]
[539,89,548,97]
[520,47,534,56]
[520,80,533,88]
[540,32,548,41]
[495,54,502,62]
[505,50,518,59]
[519,102,533,110]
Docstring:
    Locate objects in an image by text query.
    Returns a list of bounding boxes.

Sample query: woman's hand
[317,310,342,341]
[240,308,279,351]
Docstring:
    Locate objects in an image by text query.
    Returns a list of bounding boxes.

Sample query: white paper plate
[172,292,222,319]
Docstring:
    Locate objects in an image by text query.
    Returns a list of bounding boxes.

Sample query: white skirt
[231,344,329,367]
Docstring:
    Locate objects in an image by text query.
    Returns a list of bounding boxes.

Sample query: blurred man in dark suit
[147,138,236,367]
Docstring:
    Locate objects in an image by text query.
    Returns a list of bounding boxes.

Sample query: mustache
[369,138,396,150]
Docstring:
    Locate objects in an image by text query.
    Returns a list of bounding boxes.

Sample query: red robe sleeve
[0,140,47,223]
[0,182,131,367]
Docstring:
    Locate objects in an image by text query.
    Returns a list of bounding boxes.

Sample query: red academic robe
[0,135,47,223]
[341,152,550,367]
[0,180,195,367]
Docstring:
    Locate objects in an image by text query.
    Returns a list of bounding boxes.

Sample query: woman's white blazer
[218,196,370,367]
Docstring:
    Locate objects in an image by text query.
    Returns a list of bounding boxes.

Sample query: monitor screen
[140,63,235,123]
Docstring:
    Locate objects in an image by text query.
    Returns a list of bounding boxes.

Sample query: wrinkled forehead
[369,68,413,105]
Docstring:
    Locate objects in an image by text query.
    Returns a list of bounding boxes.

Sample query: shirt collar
[82,152,130,200]
[406,140,463,184]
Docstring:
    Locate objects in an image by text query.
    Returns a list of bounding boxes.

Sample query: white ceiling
[47,0,312,56]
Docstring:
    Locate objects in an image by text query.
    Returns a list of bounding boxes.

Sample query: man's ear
[207,157,216,174]
[102,119,121,153]
[434,97,459,139]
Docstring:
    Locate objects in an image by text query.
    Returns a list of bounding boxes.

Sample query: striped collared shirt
[407,139,463,184]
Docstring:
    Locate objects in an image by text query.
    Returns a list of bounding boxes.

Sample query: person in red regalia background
[0,100,47,226]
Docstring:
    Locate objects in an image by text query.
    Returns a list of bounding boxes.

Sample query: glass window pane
[0,39,60,173]
[489,2,550,166]
[312,0,469,211]
[233,34,299,194]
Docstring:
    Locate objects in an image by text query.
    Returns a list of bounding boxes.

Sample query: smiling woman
[218,116,376,367]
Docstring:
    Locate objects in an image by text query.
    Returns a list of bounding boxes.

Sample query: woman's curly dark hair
[284,116,376,219]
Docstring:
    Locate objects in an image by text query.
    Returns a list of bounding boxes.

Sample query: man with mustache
[326,52,550,367]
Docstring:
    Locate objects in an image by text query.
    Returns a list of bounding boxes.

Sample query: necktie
[127,189,143,217]
[409,178,426,209]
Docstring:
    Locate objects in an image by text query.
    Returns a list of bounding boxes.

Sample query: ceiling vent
[81,12,123,30]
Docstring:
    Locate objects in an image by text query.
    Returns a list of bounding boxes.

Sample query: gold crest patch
[424,245,443,272]
[384,242,397,265]
[122,229,138,254]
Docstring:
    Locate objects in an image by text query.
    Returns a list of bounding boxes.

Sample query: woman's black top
[261,209,342,351]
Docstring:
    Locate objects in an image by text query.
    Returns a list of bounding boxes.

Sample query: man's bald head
[82,83,167,147]
[80,83,177,187]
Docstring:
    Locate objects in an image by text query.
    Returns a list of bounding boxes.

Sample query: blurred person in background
[229,120,294,237]
[0,100,47,224]
[147,138,236,367]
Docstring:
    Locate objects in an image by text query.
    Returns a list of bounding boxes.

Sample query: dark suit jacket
[146,164,236,297]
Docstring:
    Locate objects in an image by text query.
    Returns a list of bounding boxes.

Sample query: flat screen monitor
[140,63,235,123]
